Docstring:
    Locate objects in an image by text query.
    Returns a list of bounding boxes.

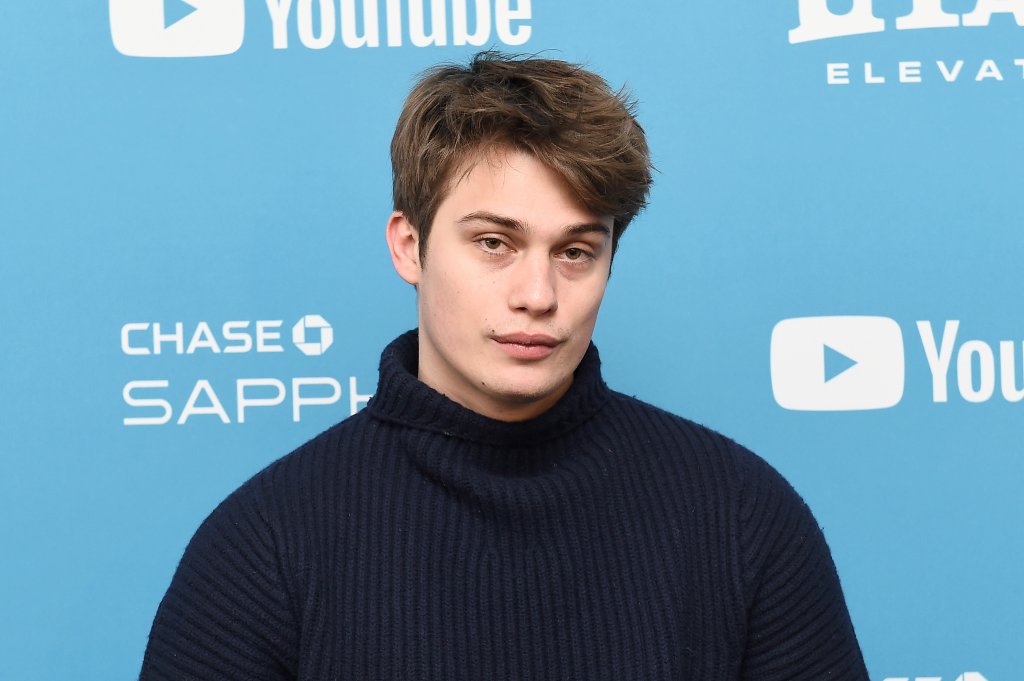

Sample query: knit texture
[140,331,868,680]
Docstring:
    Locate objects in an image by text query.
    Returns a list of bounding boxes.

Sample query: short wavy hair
[391,51,653,261]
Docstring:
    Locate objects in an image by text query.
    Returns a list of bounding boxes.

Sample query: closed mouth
[491,333,560,347]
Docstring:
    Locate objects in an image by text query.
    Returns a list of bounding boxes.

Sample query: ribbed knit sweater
[140,331,868,680]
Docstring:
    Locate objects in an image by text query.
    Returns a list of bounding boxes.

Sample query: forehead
[438,149,612,232]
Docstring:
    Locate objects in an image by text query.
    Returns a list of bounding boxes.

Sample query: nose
[508,253,558,315]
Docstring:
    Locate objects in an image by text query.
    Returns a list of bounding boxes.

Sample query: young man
[141,52,868,680]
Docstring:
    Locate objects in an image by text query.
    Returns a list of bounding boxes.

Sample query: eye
[558,246,596,264]
[475,237,512,257]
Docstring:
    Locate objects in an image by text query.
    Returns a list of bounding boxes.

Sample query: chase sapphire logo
[292,315,335,357]
[109,0,245,58]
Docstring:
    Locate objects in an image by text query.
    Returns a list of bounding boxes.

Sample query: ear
[386,211,421,286]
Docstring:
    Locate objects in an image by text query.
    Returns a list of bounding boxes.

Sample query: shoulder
[200,409,379,529]
[600,390,814,534]
[257,409,377,483]
[601,389,776,485]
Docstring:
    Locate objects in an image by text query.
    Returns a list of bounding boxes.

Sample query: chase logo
[109,0,245,58]
[292,315,334,357]
[770,316,905,411]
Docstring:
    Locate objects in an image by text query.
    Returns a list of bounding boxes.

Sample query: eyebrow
[457,211,611,238]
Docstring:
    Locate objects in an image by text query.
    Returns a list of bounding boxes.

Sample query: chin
[486,373,571,406]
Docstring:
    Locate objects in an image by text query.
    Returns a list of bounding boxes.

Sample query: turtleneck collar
[365,330,611,447]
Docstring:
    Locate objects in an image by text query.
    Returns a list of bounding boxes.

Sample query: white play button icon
[110,0,245,57]
[771,316,905,411]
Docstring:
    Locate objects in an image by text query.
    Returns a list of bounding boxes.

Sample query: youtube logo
[770,316,905,411]
[110,0,245,58]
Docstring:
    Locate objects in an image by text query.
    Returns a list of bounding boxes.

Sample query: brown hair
[391,51,653,261]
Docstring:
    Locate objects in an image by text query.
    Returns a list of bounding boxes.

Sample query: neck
[366,330,610,447]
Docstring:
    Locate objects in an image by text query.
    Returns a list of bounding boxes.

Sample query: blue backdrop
[2,1,1021,679]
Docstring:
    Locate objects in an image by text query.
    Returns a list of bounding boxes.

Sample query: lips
[491,333,561,360]
[493,333,559,346]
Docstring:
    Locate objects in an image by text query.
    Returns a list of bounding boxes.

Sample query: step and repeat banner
[2,1,1022,679]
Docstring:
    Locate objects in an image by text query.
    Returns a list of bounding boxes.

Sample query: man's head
[386,52,653,422]
[390,51,653,262]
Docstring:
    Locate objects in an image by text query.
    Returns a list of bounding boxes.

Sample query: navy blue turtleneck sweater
[140,331,868,680]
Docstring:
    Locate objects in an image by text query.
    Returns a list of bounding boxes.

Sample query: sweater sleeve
[139,481,298,681]
[734,446,868,681]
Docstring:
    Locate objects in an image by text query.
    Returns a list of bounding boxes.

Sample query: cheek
[423,268,459,311]
[426,272,485,336]
[574,280,608,319]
